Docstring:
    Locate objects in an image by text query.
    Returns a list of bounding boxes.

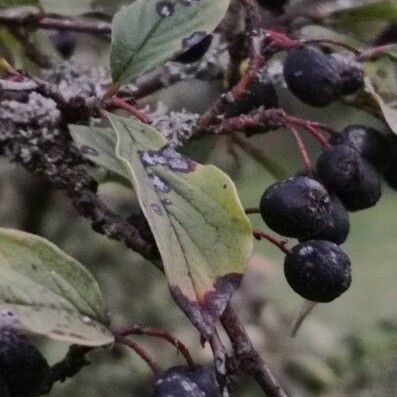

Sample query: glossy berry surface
[329,125,388,169]
[174,34,213,64]
[0,375,10,397]
[260,176,331,238]
[224,72,278,117]
[284,240,352,302]
[316,145,382,211]
[0,332,49,397]
[300,195,350,245]
[283,47,340,107]
[257,0,289,14]
[151,366,220,397]
[48,31,76,59]
[383,158,397,189]
[330,54,364,96]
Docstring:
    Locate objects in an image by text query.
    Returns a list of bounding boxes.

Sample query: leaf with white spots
[72,114,253,338]
[0,228,114,346]
[110,0,230,87]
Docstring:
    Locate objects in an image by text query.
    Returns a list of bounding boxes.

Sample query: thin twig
[209,331,230,397]
[288,126,313,174]
[116,336,161,375]
[253,230,291,255]
[107,96,150,124]
[245,207,261,214]
[115,325,194,369]
[291,300,317,337]
[0,9,111,34]
[221,305,289,397]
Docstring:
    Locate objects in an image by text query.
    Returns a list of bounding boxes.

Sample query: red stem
[289,126,313,173]
[116,326,195,369]
[253,230,291,255]
[116,336,161,375]
[107,97,150,124]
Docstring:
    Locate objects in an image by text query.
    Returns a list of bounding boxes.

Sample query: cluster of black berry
[151,365,220,397]
[257,43,395,304]
[0,331,49,397]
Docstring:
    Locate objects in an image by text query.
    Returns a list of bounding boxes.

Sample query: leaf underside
[71,116,252,338]
[0,228,114,346]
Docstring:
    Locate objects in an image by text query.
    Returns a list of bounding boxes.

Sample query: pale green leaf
[0,0,38,6]
[69,124,129,180]
[72,114,253,337]
[333,1,397,23]
[0,228,114,346]
[364,77,397,134]
[110,0,229,87]
[40,0,93,15]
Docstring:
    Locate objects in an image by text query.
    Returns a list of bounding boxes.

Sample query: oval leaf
[364,77,397,134]
[0,228,114,346]
[72,115,253,338]
[110,0,229,87]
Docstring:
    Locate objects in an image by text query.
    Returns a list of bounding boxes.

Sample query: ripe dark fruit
[151,366,220,397]
[258,0,289,14]
[316,145,382,211]
[300,195,350,245]
[330,54,364,96]
[260,176,332,238]
[0,331,50,397]
[283,47,340,107]
[174,34,213,64]
[173,366,220,397]
[284,240,352,302]
[48,31,76,59]
[329,125,388,169]
[383,158,397,189]
[0,375,10,397]
[224,72,279,117]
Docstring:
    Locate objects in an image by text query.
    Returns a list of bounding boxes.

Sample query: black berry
[300,195,350,245]
[151,366,220,397]
[329,125,388,169]
[224,71,278,117]
[260,176,332,238]
[174,34,213,64]
[257,0,289,14]
[283,47,341,107]
[330,54,364,96]
[0,331,50,397]
[0,375,10,397]
[316,145,382,211]
[284,240,352,302]
[48,31,76,59]
[383,157,397,189]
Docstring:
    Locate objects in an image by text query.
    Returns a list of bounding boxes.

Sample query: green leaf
[299,25,362,48]
[69,125,130,180]
[0,228,114,346]
[40,0,93,15]
[0,0,38,6]
[364,77,397,135]
[110,0,229,87]
[333,1,397,23]
[72,114,253,338]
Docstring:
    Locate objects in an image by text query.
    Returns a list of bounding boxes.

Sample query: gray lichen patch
[140,146,196,172]
[149,102,199,147]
